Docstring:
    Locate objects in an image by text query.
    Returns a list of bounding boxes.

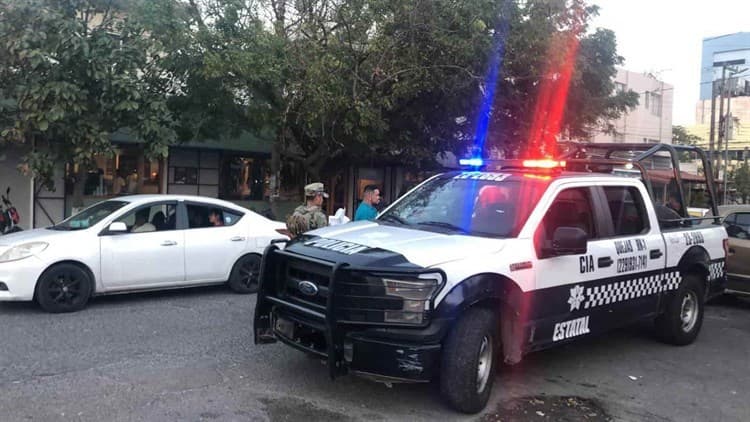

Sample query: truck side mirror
[547,226,588,256]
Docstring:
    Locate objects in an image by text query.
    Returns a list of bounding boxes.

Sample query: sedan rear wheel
[228,254,261,294]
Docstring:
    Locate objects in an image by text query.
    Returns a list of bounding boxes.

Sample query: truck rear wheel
[655,273,705,345]
[439,307,497,414]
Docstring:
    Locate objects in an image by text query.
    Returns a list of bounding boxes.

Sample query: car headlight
[383,273,443,325]
[0,242,49,263]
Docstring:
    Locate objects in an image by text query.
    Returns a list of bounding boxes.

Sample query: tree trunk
[269,134,282,219]
[269,0,286,221]
[71,166,87,209]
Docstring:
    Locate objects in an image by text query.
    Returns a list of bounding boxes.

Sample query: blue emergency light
[459,158,484,167]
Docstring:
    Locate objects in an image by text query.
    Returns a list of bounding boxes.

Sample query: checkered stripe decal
[578,260,725,310]
[584,272,683,310]
[662,271,681,291]
[709,261,725,281]
[584,274,669,309]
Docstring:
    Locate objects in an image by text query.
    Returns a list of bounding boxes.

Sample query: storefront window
[398,170,435,198]
[68,146,164,200]
[173,167,198,185]
[220,155,269,201]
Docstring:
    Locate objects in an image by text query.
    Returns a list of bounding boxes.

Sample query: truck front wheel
[655,273,705,345]
[439,307,497,414]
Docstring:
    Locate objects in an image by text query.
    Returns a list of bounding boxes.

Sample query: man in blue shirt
[354,184,381,221]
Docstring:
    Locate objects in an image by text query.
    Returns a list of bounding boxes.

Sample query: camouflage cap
[304,182,329,198]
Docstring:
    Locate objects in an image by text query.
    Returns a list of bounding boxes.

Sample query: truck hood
[305,221,505,268]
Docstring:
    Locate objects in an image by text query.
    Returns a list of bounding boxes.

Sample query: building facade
[589,69,673,144]
[688,32,750,178]
[699,32,750,101]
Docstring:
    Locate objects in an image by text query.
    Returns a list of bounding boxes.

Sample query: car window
[186,204,243,229]
[50,200,128,231]
[540,187,597,242]
[116,203,177,233]
[724,212,750,240]
[603,186,649,236]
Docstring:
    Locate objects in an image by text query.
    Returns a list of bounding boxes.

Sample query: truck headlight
[383,273,442,325]
[0,242,49,263]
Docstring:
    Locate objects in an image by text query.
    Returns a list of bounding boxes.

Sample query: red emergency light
[521,159,566,169]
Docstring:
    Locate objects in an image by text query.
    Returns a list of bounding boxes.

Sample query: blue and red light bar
[458,157,567,173]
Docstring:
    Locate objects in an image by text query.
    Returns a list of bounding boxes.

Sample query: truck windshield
[378,174,548,238]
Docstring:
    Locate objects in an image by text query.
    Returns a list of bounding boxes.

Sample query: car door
[723,212,750,292]
[182,202,248,282]
[99,201,185,290]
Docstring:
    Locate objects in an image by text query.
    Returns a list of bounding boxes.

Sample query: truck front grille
[272,253,403,324]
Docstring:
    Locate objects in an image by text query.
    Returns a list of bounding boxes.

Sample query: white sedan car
[0,195,289,312]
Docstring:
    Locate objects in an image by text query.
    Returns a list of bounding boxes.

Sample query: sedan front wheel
[36,263,93,313]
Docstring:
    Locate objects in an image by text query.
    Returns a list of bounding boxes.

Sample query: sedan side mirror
[544,226,588,257]
[108,221,128,234]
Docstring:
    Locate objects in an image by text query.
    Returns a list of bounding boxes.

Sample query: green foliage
[731,163,750,204]
[487,0,639,156]
[2,0,638,190]
[672,125,703,146]
[0,0,176,190]
[146,0,637,173]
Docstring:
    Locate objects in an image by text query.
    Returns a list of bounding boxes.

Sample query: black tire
[36,263,93,313]
[655,273,705,345]
[439,307,497,414]
[228,254,262,294]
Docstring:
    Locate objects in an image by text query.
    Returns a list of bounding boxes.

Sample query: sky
[590,0,748,126]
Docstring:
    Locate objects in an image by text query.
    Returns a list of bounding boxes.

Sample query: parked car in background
[0,195,289,312]
[719,204,750,296]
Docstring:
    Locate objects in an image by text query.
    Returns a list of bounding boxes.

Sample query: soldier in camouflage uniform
[286,182,329,238]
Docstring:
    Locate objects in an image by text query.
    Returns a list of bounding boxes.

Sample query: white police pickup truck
[254,144,728,413]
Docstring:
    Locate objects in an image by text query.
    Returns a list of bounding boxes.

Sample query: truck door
[594,184,667,322]
[532,186,617,345]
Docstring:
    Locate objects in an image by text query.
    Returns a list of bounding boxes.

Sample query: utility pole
[713,59,746,202]
[709,80,717,178]
[717,65,727,183]
[658,79,664,142]
[724,76,732,205]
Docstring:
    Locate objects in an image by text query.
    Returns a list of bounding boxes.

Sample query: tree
[484,0,639,157]
[672,125,702,146]
[0,0,177,206]
[731,163,750,204]
[131,0,638,212]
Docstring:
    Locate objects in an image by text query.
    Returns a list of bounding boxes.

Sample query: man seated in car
[132,210,156,233]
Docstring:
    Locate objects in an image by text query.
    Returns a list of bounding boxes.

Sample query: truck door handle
[650,249,663,259]
[230,236,246,242]
[598,257,613,268]
[161,240,178,246]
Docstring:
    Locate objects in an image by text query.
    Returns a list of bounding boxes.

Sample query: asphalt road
[1,287,748,422]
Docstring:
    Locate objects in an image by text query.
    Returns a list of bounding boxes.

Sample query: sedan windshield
[49,200,128,231]
[378,173,548,238]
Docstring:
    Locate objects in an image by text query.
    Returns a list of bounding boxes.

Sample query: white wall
[0,147,34,230]
[591,69,673,144]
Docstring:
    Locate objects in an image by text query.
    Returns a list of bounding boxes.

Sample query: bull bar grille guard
[253,243,446,379]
